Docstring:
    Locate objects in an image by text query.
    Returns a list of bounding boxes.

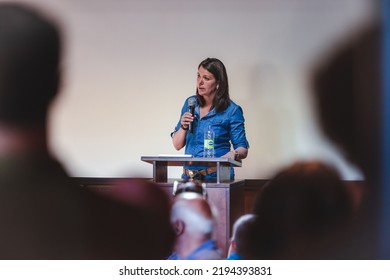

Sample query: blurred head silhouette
[0,3,60,126]
[0,3,176,260]
[227,213,257,259]
[246,161,353,259]
[310,22,381,259]
[311,24,381,185]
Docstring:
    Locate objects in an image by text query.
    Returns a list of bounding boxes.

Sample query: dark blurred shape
[0,3,59,124]
[0,3,174,259]
[245,161,354,259]
[311,21,382,258]
[312,23,381,186]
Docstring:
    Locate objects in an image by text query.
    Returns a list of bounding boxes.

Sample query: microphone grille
[188,97,197,107]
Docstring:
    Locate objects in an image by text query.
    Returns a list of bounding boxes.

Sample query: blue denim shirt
[172,96,249,180]
[167,239,222,260]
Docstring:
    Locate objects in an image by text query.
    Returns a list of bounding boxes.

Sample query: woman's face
[197,66,219,98]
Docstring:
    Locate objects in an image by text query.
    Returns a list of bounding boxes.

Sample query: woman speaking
[171,58,249,181]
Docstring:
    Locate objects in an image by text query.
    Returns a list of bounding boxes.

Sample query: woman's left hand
[222,150,238,161]
[222,148,248,162]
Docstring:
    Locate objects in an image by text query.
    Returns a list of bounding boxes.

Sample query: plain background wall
[9,0,375,179]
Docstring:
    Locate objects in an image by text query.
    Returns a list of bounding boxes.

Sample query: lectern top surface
[140,155,242,167]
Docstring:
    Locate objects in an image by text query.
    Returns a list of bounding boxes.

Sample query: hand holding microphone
[187,97,196,133]
[180,97,196,132]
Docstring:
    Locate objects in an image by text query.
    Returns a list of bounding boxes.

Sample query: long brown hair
[196,58,230,112]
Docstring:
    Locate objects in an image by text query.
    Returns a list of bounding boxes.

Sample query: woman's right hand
[173,112,194,150]
[181,112,194,130]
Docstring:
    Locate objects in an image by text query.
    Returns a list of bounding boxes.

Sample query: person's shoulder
[74,179,175,259]
[226,253,243,260]
[193,249,223,260]
[185,95,197,102]
[180,95,197,109]
[228,99,241,108]
[226,100,244,113]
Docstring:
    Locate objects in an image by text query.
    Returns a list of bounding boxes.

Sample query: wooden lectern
[141,155,245,257]
[141,155,241,183]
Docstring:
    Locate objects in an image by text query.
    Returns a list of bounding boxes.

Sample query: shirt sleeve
[229,105,250,149]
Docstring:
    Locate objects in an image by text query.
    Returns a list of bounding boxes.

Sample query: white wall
[10,0,375,179]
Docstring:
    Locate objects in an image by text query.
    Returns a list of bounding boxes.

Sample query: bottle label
[204,139,214,149]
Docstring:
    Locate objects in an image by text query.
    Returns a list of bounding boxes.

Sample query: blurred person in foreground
[0,3,174,259]
[244,161,354,259]
[226,214,257,260]
[311,21,381,258]
[168,190,222,260]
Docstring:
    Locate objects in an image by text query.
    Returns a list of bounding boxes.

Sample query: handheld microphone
[188,97,196,133]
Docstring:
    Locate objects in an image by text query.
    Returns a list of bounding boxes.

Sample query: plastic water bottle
[203,125,215,158]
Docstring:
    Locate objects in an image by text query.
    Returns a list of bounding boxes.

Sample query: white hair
[171,199,216,238]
